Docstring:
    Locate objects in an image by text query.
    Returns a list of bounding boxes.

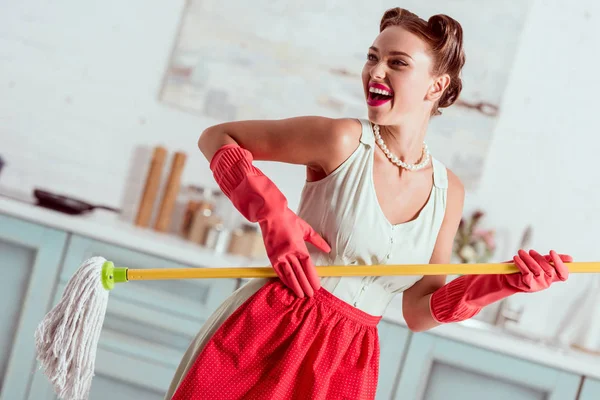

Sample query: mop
[34,257,599,400]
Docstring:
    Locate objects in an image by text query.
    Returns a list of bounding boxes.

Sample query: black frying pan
[33,189,121,215]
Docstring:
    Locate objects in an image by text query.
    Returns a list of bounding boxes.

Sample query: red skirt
[171,279,381,400]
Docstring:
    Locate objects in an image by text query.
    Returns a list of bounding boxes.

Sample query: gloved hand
[210,144,331,298]
[430,249,572,323]
[505,250,571,292]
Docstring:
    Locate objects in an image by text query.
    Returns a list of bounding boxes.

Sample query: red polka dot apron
[171,279,381,400]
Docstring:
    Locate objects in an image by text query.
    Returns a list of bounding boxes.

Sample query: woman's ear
[426,74,451,102]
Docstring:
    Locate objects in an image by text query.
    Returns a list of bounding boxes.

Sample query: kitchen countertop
[1,193,599,380]
[0,192,266,269]
[384,302,600,380]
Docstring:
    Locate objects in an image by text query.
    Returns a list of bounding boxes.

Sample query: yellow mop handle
[125,262,600,281]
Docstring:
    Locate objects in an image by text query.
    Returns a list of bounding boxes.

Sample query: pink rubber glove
[210,144,331,298]
[430,250,572,323]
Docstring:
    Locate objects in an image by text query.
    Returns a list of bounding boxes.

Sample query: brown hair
[380,8,466,115]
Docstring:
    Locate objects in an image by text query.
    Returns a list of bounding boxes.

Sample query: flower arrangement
[453,210,496,263]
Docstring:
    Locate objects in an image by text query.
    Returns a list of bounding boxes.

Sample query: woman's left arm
[402,170,465,332]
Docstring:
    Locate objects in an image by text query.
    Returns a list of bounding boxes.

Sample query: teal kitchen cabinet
[376,320,410,399]
[394,332,581,400]
[0,214,68,400]
[579,377,600,400]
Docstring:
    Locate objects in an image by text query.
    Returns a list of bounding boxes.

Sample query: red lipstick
[367,82,394,107]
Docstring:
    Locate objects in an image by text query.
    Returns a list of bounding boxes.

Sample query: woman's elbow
[198,126,234,161]
[405,318,429,333]
[197,126,216,153]
[403,311,439,333]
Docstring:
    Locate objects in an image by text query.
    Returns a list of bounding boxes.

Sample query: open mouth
[367,83,393,106]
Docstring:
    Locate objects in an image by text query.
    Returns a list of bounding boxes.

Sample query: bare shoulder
[329,117,363,135]
[427,167,465,264]
[318,117,363,172]
[300,116,361,145]
[330,117,362,146]
[445,168,465,217]
[446,169,465,198]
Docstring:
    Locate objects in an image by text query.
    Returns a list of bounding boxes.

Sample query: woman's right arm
[198,116,361,175]
[200,116,361,298]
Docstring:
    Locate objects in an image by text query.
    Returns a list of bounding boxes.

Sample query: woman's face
[362,26,441,126]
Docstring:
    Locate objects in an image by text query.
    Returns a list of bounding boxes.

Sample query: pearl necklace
[373,124,430,171]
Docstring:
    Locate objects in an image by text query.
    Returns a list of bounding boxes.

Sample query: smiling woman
[163,7,573,400]
[363,8,465,121]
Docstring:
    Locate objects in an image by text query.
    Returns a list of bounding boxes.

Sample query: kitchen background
[1,0,600,399]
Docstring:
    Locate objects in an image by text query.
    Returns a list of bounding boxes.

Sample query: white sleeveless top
[296,119,448,316]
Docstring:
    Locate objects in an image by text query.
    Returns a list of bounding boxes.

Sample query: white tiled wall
[1,0,599,337]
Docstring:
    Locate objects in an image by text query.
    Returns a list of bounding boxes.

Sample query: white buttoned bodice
[296,119,448,316]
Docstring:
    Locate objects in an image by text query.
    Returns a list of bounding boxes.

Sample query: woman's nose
[370,62,386,80]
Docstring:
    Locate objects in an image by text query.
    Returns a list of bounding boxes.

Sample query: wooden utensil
[154,151,187,232]
[135,146,167,227]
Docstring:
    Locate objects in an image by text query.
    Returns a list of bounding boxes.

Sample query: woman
[167,8,571,400]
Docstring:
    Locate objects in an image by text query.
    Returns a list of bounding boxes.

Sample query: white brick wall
[0,0,307,222]
[1,0,226,212]
[1,0,599,337]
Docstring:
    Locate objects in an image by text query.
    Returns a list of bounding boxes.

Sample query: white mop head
[35,256,110,400]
